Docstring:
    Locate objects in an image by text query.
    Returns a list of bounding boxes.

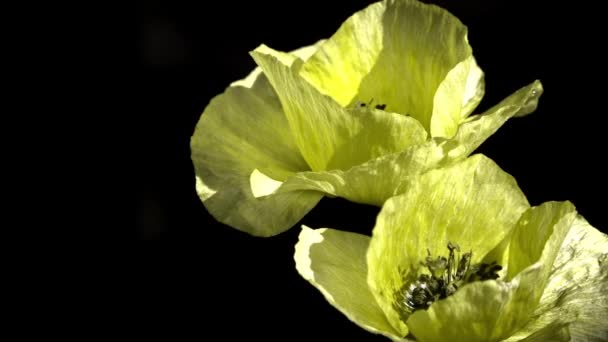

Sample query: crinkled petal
[406,265,567,342]
[301,0,471,133]
[506,215,608,341]
[191,46,324,236]
[406,201,578,342]
[251,45,427,172]
[366,154,529,334]
[407,278,525,342]
[503,321,570,342]
[276,139,449,206]
[298,1,383,106]
[230,41,325,89]
[507,201,577,283]
[447,80,543,160]
[254,81,541,207]
[294,226,404,340]
[431,56,484,138]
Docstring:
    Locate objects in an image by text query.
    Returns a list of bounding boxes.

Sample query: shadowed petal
[295,226,405,340]
[191,45,324,236]
[251,45,427,172]
[366,155,529,335]
[301,0,471,133]
[506,215,608,341]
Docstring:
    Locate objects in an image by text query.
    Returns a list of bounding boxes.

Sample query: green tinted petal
[501,202,576,337]
[447,80,543,160]
[251,45,427,172]
[247,82,540,206]
[508,215,608,341]
[407,202,578,342]
[431,56,484,138]
[196,175,322,236]
[290,40,326,61]
[407,265,552,341]
[507,201,577,283]
[518,327,571,342]
[277,139,448,206]
[294,226,404,340]
[407,279,524,342]
[406,266,570,342]
[301,0,471,133]
[255,82,538,207]
[191,47,324,236]
[231,40,325,89]
[325,107,428,171]
[366,154,529,334]
[503,322,570,342]
[299,1,384,106]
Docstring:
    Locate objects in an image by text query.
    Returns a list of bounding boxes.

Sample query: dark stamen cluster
[393,242,502,319]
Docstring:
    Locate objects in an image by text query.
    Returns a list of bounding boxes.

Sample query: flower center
[393,242,502,320]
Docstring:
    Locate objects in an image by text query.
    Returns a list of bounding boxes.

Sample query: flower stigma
[393,242,502,321]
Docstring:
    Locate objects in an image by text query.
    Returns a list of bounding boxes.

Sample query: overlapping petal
[192,0,544,237]
[505,215,608,341]
[406,201,577,341]
[191,45,325,236]
[295,155,607,341]
[251,45,427,172]
[294,226,405,340]
[300,0,474,135]
[259,80,542,207]
[366,155,529,335]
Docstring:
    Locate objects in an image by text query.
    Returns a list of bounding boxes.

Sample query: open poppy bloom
[295,154,607,341]
[191,0,543,236]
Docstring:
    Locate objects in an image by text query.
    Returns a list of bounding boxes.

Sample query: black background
[135,0,606,339]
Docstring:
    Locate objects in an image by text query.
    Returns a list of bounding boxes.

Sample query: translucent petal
[276,139,449,206]
[507,215,608,341]
[366,154,529,334]
[191,46,323,236]
[507,201,577,283]
[251,44,427,172]
[230,40,325,89]
[301,0,471,134]
[406,201,579,341]
[294,226,404,340]
[504,321,570,342]
[447,80,543,160]
[256,81,542,207]
[431,56,484,138]
[407,279,522,342]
